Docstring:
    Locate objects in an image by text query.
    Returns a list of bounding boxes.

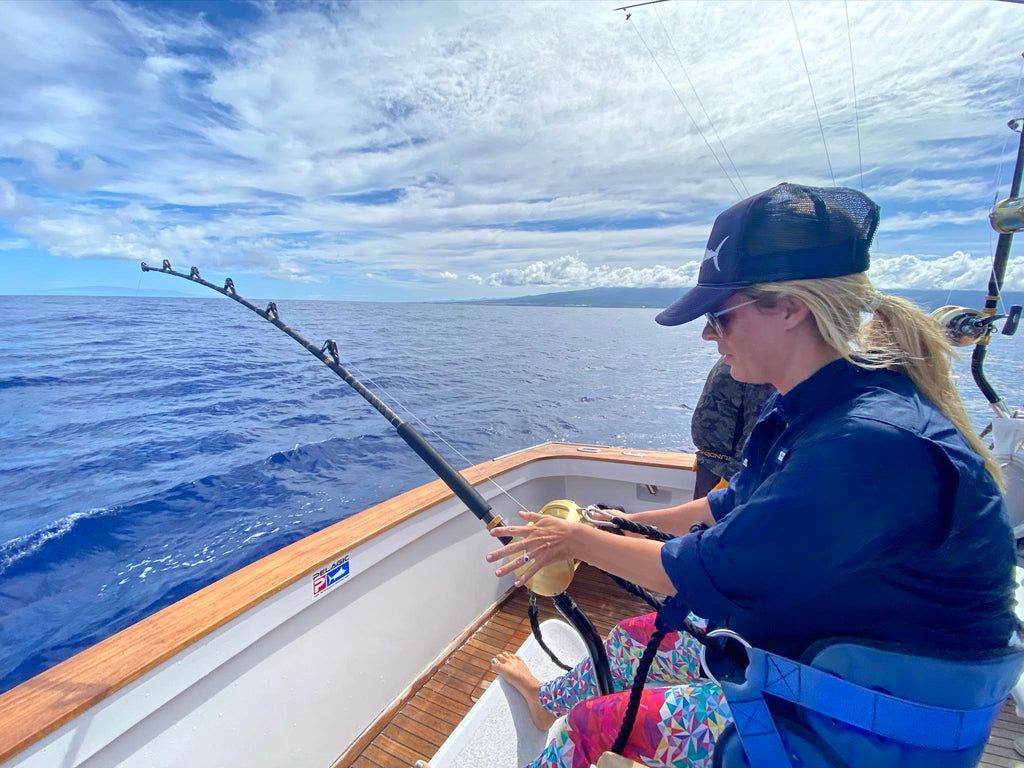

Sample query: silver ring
[699,628,751,687]
[522,554,530,563]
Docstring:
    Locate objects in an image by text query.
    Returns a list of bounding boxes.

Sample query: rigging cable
[844,0,865,191]
[651,3,749,197]
[788,0,836,186]
[623,13,745,199]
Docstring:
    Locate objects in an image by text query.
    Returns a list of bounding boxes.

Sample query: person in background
[481,182,1016,768]
[690,356,774,499]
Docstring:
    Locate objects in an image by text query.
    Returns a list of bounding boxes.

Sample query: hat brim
[655,285,735,327]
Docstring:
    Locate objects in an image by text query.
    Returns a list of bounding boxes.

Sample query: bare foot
[492,651,556,731]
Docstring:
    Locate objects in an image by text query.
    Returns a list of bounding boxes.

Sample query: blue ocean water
[1,293,1022,695]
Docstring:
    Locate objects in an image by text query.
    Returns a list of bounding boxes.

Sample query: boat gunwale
[0,441,695,764]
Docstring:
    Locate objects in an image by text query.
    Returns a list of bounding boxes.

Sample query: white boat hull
[0,444,695,768]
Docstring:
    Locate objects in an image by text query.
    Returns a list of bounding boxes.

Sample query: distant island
[9,284,1023,313]
[463,286,686,308]
[464,286,1024,313]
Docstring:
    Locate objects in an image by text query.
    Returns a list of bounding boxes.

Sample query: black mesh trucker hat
[655,183,880,326]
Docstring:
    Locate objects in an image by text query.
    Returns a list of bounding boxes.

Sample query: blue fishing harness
[701,628,1024,768]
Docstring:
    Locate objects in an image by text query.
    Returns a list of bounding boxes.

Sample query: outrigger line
[140,259,616,696]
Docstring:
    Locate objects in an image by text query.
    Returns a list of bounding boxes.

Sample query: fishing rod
[140,259,615,696]
[974,117,1024,414]
[933,116,1023,416]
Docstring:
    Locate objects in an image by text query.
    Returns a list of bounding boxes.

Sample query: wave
[0,430,419,582]
[0,375,63,389]
[0,509,110,576]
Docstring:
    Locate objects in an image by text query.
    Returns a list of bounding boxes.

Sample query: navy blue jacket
[661,358,1016,660]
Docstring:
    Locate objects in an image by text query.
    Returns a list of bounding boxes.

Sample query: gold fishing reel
[511,499,588,597]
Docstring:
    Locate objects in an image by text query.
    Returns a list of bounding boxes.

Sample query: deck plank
[338,562,1024,768]
[982,700,1024,768]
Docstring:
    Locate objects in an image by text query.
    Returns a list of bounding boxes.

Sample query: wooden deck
[340,562,1024,768]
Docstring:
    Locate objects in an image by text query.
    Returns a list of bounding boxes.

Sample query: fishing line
[138,261,530,518]
[623,13,745,199]
[992,54,1024,208]
[651,3,748,197]
[844,0,864,191]
[941,251,971,311]
[788,0,836,186]
[335,356,532,514]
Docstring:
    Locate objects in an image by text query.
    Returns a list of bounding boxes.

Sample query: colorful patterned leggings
[527,613,731,768]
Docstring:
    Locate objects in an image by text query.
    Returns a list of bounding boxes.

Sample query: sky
[1,0,1023,302]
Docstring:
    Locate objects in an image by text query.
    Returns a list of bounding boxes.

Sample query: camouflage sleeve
[691,358,776,479]
[690,358,744,477]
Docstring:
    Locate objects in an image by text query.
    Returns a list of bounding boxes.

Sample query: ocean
[1,292,1023,695]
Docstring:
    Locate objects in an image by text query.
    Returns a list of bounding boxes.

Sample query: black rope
[598,515,711,639]
[529,594,573,672]
[608,515,674,541]
[610,628,666,755]
[598,511,713,758]
[603,571,664,610]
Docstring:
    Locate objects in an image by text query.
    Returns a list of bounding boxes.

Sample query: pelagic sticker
[312,555,350,598]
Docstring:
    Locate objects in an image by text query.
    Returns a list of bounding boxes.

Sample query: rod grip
[394,422,498,527]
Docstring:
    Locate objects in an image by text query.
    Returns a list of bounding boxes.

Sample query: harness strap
[743,646,1003,751]
[716,675,794,766]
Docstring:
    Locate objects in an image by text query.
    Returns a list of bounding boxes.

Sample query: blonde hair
[743,273,1002,484]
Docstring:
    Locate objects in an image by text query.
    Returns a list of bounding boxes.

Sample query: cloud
[1,0,1023,298]
[868,250,1024,292]
[484,254,697,288]
[0,178,16,213]
[5,140,108,191]
[477,250,1021,293]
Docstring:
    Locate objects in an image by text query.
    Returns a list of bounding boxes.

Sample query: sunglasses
[705,298,758,336]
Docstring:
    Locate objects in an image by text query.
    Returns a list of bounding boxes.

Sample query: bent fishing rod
[141,259,614,695]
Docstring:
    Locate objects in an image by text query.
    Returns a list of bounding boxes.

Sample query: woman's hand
[486,510,578,587]
[486,508,678,595]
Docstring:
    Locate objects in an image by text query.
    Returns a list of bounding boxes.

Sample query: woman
[485,183,1017,768]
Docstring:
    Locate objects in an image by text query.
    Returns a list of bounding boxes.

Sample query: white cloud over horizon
[1,0,1023,300]
[475,250,1024,294]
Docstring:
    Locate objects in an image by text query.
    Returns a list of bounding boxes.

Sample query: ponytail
[747,274,1003,485]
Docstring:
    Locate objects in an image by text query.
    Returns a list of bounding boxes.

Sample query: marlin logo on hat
[701,235,729,271]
